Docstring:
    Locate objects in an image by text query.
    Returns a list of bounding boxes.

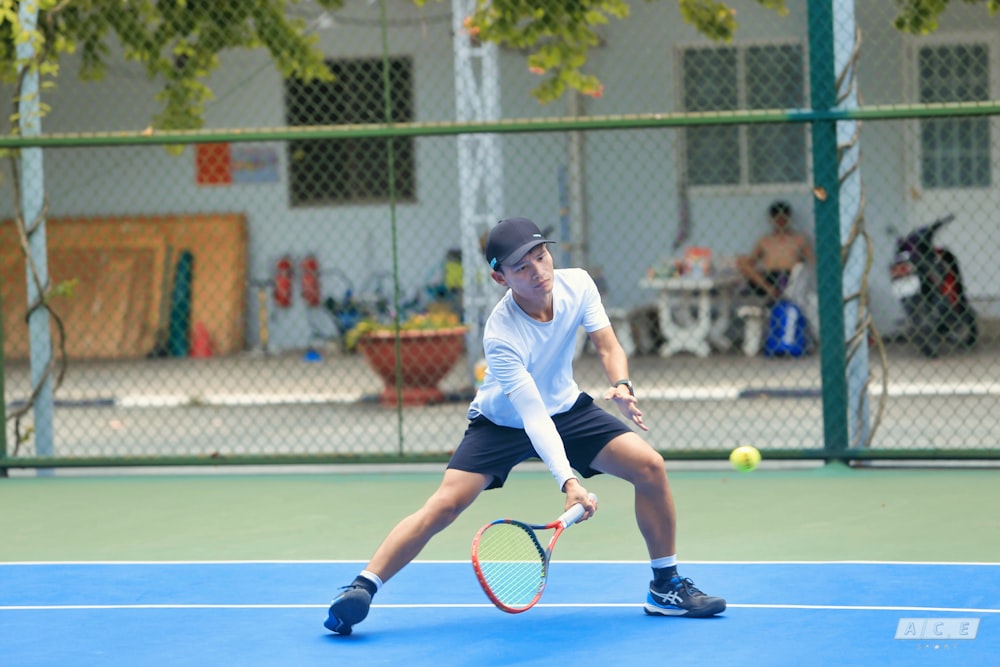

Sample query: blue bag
[764,300,806,357]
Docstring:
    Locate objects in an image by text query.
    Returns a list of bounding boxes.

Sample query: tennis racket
[471,492,598,614]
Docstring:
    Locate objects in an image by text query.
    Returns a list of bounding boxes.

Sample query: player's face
[497,244,554,296]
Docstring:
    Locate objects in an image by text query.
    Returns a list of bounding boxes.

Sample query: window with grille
[918,43,991,189]
[680,43,806,187]
[285,57,416,207]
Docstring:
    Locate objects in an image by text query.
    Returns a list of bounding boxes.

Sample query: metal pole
[17,0,55,471]
[566,93,589,269]
[0,276,8,477]
[808,1,850,457]
[452,0,504,383]
[832,0,871,447]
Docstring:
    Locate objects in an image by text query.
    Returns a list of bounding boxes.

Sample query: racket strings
[475,522,547,608]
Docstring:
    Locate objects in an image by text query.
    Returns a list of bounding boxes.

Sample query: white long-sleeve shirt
[468,268,611,488]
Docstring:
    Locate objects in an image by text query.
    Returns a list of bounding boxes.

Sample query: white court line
[75,380,1000,409]
[874,383,1000,397]
[630,387,742,401]
[3,602,999,614]
[2,559,1000,566]
[118,392,363,408]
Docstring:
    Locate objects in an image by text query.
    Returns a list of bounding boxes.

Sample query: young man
[325,217,725,635]
[737,201,815,301]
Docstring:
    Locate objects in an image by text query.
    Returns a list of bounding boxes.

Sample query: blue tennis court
[2,560,996,665]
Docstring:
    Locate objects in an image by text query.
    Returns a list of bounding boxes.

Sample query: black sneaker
[324,585,372,635]
[644,575,726,618]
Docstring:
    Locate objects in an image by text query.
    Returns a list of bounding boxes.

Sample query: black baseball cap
[484,218,555,270]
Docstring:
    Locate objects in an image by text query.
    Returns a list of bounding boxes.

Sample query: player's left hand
[562,478,597,520]
[604,385,648,431]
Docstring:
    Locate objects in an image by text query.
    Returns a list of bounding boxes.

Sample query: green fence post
[808,1,849,459]
[1,278,7,477]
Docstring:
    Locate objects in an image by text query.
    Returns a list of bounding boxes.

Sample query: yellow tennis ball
[729,445,761,472]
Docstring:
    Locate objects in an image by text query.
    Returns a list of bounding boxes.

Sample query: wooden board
[1,214,246,360]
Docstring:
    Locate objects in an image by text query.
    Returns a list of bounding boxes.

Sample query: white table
[639,273,742,357]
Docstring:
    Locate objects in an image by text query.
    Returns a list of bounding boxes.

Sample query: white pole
[452,0,504,382]
[16,0,55,470]
[566,93,588,269]
[833,0,871,446]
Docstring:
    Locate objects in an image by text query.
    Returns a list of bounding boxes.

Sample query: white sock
[650,555,677,570]
[359,570,384,592]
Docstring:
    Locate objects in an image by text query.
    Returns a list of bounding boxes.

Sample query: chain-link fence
[3,1,999,470]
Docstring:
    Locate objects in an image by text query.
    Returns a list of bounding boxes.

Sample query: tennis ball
[729,445,761,472]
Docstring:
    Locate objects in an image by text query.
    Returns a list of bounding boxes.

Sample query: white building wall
[3,0,996,349]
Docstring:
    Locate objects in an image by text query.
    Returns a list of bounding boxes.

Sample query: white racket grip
[558,492,598,528]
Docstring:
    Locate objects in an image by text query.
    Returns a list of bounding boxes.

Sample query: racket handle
[558,492,598,528]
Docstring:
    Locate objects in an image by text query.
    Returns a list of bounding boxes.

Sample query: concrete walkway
[6,339,999,407]
[3,338,999,464]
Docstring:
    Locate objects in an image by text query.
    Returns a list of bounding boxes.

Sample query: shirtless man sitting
[736,201,814,301]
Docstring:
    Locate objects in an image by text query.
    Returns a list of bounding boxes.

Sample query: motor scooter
[889,214,977,358]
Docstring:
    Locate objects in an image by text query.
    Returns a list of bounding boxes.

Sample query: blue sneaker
[644,576,726,618]
[324,585,372,635]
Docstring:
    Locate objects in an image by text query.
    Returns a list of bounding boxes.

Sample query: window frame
[908,37,995,191]
[284,56,417,208]
[676,38,811,194]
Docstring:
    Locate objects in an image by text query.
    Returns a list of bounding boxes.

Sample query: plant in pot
[346,310,469,406]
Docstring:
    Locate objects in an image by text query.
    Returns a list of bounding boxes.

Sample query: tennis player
[326,217,725,634]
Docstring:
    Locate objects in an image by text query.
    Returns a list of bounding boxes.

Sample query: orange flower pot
[357,326,468,406]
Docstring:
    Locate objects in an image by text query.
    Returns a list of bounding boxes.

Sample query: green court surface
[1,464,997,563]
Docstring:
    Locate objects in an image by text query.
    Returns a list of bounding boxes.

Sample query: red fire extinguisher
[301,255,321,308]
[274,255,293,308]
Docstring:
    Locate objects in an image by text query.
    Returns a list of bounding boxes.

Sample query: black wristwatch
[613,379,635,397]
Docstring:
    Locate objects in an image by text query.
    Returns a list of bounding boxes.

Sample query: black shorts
[750,270,790,298]
[447,393,632,489]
